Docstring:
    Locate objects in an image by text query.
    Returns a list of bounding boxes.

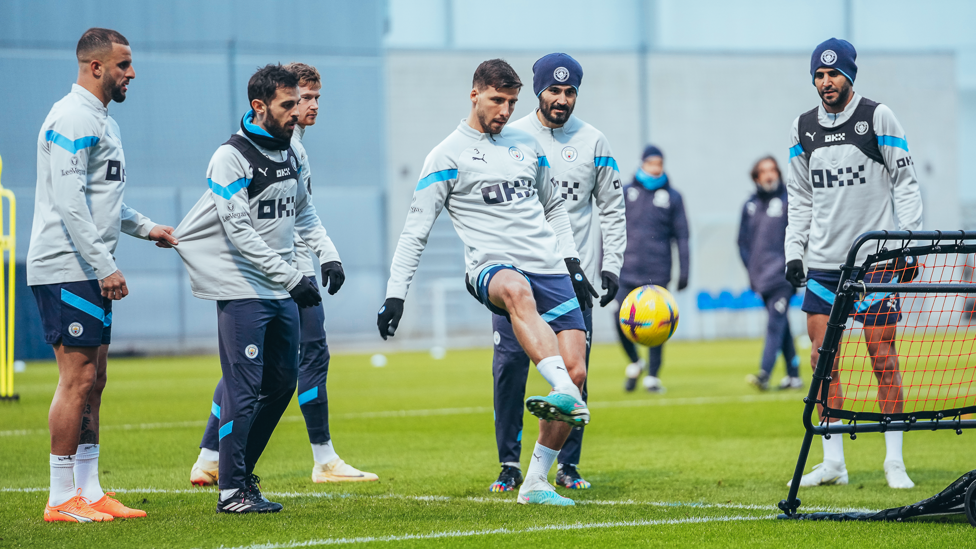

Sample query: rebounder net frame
[780,230,976,520]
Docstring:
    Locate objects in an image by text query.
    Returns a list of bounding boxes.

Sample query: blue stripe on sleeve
[45,130,99,154]
[218,421,234,440]
[211,401,220,419]
[415,169,458,191]
[208,177,250,199]
[537,155,550,168]
[788,143,804,160]
[594,156,619,171]
[877,135,909,152]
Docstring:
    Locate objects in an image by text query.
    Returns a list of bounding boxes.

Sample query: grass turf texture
[1,339,973,547]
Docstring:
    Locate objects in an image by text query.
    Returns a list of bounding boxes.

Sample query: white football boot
[884,460,915,489]
[786,460,848,487]
[642,375,665,394]
[777,376,804,390]
[190,457,219,486]
[312,458,379,483]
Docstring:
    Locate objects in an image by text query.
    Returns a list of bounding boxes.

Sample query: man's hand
[377,298,404,340]
[892,255,920,283]
[321,261,345,295]
[785,259,806,288]
[99,270,129,300]
[564,258,598,311]
[677,276,689,291]
[600,271,619,307]
[289,275,322,308]
[149,225,179,248]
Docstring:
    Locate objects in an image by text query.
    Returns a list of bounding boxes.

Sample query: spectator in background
[617,145,689,393]
[738,156,802,391]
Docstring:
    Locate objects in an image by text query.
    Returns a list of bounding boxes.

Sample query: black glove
[564,258,598,311]
[785,259,806,288]
[677,276,689,291]
[320,261,345,295]
[892,255,920,283]
[289,275,322,308]
[377,297,404,340]
[600,271,619,308]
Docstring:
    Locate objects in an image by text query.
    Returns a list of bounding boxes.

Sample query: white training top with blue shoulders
[385,119,578,300]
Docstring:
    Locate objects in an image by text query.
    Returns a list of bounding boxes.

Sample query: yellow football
[618,285,679,347]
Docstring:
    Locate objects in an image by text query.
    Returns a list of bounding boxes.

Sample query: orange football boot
[89,492,147,518]
[44,492,114,523]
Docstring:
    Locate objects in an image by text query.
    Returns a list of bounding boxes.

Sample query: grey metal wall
[0,0,388,356]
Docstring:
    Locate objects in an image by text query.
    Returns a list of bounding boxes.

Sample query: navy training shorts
[472,264,585,333]
[802,269,901,327]
[32,279,112,347]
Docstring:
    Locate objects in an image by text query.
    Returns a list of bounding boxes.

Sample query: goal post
[779,230,976,520]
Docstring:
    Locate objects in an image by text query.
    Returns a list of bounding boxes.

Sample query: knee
[500,282,535,315]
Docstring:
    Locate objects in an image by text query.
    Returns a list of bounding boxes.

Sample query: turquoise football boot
[517,488,576,506]
[525,392,589,426]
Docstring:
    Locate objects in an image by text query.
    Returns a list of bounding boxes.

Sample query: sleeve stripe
[537,155,550,168]
[208,177,251,199]
[877,135,909,152]
[788,143,804,160]
[594,156,618,170]
[45,130,99,154]
[416,169,458,191]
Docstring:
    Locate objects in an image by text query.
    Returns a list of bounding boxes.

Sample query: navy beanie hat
[642,145,663,161]
[810,38,857,84]
[532,53,583,96]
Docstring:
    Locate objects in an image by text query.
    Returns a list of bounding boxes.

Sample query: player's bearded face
[474,86,519,134]
[538,85,576,126]
[815,68,852,108]
[262,87,300,140]
[754,159,780,192]
[100,44,135,103]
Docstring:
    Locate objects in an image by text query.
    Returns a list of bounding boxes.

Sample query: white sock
[49,454,76,507]
[884,431,904,463]
[535,356,581,400]
[521,442,559,492]
[822,429,845,464]
[220,488,239,501]
[501,461,521,469]
[312,440,340,465]
[74,444,104,501]
[199,447,219,462]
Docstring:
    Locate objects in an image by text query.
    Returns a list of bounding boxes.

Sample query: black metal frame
[779,230,976,517]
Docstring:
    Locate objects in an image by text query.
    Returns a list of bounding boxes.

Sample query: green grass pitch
[1,339,973,547]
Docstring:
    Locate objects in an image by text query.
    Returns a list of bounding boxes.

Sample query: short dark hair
[284,62,321,87]
[247,64,300,105]
[76,28,129,63]
[472,59,522,91]
[751,155,782,182]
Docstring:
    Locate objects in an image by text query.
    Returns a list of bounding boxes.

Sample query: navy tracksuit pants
[759,285,799,378]
[491,308,592,466]
[213,298,299,492]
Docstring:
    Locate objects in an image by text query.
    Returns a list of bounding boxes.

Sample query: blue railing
[697,289,803,311]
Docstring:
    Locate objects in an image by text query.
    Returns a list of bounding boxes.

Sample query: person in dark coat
[617,145,689,393]
[738,156,801,391]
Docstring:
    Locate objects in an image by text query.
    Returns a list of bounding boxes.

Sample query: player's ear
[89,59,103,78]
[251,98,266,115]
[470,87,479,104]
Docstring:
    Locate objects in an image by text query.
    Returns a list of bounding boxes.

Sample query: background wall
[0,0,971,357]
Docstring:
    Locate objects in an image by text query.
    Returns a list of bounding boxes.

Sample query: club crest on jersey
[245,344,259,359]
[855,121,869,135]
[290,156,298,171]
[68,322,84,337]
[70,156,79,166]
[508,146,524,161]
[561,146,578,162]
[554,67,569,82]
[820,50,837,65]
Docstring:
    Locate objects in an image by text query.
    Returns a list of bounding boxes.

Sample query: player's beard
[819,81,851,109]
[476,109,506,134]
[539,98,573,126]
[106,78,127,103]
[264,113,297,141]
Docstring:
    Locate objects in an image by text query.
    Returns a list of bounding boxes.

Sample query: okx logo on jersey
[811,166,866,188]
[482,180,535,205]
[257,196,296,219]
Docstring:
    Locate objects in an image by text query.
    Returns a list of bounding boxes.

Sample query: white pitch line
[0,486,874,514]
[0,393,800,437]
[210,514,777,549]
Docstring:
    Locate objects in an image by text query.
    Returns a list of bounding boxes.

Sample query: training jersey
[506,111,626,283]
[173,130,339,301]
[28,84,156,286]
[386,120,578,300]
[786,93,923,270]
[290,125,339,277]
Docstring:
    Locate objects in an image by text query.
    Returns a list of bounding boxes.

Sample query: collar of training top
[240,110,292,151]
